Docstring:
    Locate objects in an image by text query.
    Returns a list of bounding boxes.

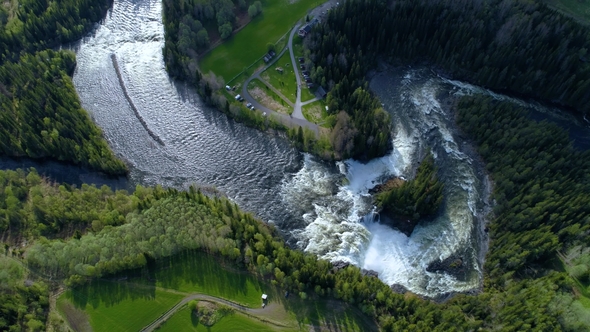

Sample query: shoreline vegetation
[375,153,444,236]
[0,50,127,175]
[0,0,127,175]
[1,0,590,330]
[162,0,392,161]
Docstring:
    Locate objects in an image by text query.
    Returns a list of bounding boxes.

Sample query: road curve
[140,293,288,332]
[240,24,319,135]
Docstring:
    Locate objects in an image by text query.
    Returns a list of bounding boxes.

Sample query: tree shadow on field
[154,250,264,305]
[276,293,379,332]
[68,266,157,310]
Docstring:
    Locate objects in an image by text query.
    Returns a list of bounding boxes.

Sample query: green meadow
[147,251,266,308]
[248,78,292,114]
[57,281,184,332]
[199,0,323,81]
[302,99,331,126]
[261,51,298,103]
[157,306,279,332]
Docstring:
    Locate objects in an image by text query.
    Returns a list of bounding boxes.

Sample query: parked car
[246,102,252,108]
[235,94,241,100]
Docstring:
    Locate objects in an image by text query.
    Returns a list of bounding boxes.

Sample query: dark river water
[4,0,589,298]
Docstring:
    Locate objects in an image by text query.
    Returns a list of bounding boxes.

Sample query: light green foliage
[0,168,142,237]
[0,257,49,331]
[248,1,262,19]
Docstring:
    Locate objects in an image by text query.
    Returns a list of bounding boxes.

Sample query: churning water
[67,0,494,297]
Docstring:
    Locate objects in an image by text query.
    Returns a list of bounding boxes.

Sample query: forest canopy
[0,50,127,174]
[307,0,590,115]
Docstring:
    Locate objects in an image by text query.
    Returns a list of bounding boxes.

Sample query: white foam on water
[279,69,488,297]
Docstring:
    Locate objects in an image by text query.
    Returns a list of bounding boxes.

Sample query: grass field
[146,252,268,308]
[55,250,378,332]
[248,78,292,114]
[261,52,298,103]
[543,0,590,24]
[302,99,331,126]
[157,306,280,332]
[199,0,323,81]
[58,281,184,332]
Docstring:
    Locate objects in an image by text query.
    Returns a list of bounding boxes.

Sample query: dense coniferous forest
[456,96,590,278]
[377,152,444,221]
[0,51,127,174]
[0,0,126,174]
[0,0,113,62]
[307,0,590,114]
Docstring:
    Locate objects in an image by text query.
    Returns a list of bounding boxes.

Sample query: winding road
[140,292,288,332]
[241,22,324,135]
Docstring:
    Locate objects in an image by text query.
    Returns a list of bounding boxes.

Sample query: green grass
[157,306,279,332]
[199,0,323,81]
[291,31,317,102]
[302,99,332,127]
[543,0,590,24]
[261,51,298,103]
[146,252,268,308]
[58,281,184,332]
[248,78,292,114]
[301,86,316,102]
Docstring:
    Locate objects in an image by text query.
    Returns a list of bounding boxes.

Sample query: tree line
[307,0,590,115]
[2,162,582,330]
[0,0,113,62]
[0,50,127,175]
[163,0,261,81]
[456,95,590,279]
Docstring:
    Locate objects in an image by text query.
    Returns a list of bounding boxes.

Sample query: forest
[162,0,253,81]
[0,0,126,174]
[0,50,127,175]
[306,0,590,115]
[2,123,590,331]
[377,152,444,232]
[2,0,590,330]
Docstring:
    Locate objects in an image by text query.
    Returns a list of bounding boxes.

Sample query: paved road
[288,26,305,120]
[240,24,319,135]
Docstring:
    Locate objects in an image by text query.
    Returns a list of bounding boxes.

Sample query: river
[8,0,581,298]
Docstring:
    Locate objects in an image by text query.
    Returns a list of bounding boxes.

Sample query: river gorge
[9,0,580,298]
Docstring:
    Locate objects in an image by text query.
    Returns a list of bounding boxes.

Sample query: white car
[246,102,252,108]
[235,94,241,100]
